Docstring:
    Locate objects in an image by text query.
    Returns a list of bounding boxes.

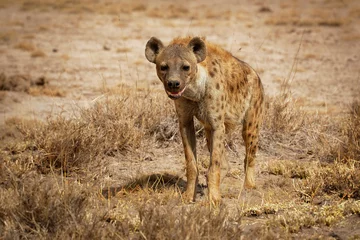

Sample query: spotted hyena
[145,36,264,205]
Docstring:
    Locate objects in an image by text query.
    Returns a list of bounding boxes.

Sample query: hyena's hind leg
[242,94,264,189]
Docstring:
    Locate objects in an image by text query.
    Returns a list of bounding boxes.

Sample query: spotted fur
[145,36,264,205]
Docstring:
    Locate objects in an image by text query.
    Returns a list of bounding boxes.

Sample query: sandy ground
[1,0,360,238]
[1,0,359,124]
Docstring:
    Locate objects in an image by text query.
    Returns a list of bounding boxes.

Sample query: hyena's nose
[167,80,180,90]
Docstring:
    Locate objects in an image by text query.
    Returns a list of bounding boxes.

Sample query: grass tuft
[15,41,36,52]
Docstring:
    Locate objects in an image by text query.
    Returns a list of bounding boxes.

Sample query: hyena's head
[145,37,206,100]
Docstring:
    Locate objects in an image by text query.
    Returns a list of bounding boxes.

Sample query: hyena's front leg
[205,127,229,183]
[179,117,198,202]
[207,125,225,205]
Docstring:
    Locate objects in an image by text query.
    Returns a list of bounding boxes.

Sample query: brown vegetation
[30,49,46,58]
[15,41,36,52]
[0,73,60,96]
[1,83,359,238]
[264,9,347,27]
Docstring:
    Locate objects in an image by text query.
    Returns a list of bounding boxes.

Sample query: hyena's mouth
[166,86,186,100]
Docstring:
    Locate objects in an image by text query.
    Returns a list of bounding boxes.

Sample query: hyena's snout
[164,79,186,100]
[167,79,181,91]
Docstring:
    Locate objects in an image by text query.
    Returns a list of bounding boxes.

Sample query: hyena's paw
[208,188,221,207]
[182,189,196,204]
[244,166,256,189]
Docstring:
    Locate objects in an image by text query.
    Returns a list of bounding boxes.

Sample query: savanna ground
[0,0,360,239]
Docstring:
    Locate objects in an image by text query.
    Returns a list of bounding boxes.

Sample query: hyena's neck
[182,65,208,102]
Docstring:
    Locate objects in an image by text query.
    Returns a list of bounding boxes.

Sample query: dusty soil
[1,0,359,239]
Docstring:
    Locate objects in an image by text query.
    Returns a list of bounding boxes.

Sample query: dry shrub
[310,100,360,162]
[1,175,88,238]
[267,158,360,200]
[273,201,360,233]
[263,92,304,135]
[262,78,359,162]
[260,87,311,160]
[299,161,360,201]
[0,73,63,97]
[0,162,244,239]
[14,97,144,173]
[126,88,178,142]
[242,198,360,236]
[0,73,31,92]
[138,200,242,239]
[267,159,313,179]
[5,86,177,174]
[150,115,178,142]
[242,204,278,217]
[342,101,360,161]
[263,90,360,200]
[0,165,127,239]
[261,94,360,203]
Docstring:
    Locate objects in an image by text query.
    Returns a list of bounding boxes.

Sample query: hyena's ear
[188,37,207,63]
[145,37,164,63]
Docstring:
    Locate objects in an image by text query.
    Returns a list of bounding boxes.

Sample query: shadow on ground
[102,173,207,198]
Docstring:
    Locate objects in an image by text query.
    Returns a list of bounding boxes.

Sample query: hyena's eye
[160,65,168,71]
[182,65,190,71]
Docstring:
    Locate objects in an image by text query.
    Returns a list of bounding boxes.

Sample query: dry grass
[0,167,244,239]
[137,200,242,239]
[30,49,46,57]
[28,86,64,97]
[260,200,360,235]
[0,0,149,15]
[0,91,6,101]
[0,73,31,92]
[2,86,175,175]
[0,173,100,239]
[1,83,360,238]
[2,31,360,235]
[116,47,131,53]
[0,73,57,95]
[22,34,35,39]
[38,25,49,31]
[15,41,36,52]
[344,101,360,161]
[1,10,360,234]
[264,9,347,27]
[342,33,360,42]
[146,5,190,19]
[0,0,359,237]
[14,41,46,57]
[0,31,17,43]
[60,54,70,61]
